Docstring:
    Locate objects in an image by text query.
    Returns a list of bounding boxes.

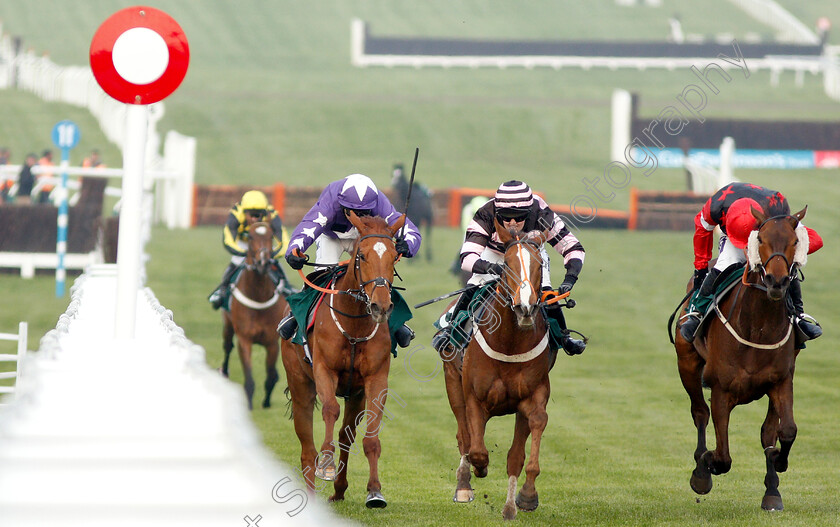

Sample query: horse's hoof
[262,400,271,409]
[690,468,713,495]
[217,367,228,378]
[502,501,517,521]
[761,493,784,511]
[315,464,336,481]
[328,494,344,503]
[515,491,539,512]
[453,488,474,503]
[365,490,387,509]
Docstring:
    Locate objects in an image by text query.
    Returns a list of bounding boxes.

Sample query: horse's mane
[355,214,391,233]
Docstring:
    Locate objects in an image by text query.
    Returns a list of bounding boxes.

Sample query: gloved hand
[394,236,410,257]
[558,281,574,295]
[286,249,308,270]
[486,262,504,277]
[693,268,708,291]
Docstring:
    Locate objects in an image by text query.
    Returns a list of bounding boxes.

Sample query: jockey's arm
[379,197,421,257]
[222,212,246,256]
[548,213,585,285]
[285,201,333,258]
[268,212,286,257]
[693,197,716,270]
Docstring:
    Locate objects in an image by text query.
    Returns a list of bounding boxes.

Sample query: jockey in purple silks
[276,173,421,348]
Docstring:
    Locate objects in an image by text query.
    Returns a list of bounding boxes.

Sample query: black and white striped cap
[494,180,533,209]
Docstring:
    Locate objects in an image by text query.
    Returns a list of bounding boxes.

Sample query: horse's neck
[730,283,789,335]
[481,295,547,346]
[238,267,275,301]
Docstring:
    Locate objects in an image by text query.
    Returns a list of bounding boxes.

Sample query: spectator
[37,149,55,204]
[82,149,105,168]
[15,153,37,205]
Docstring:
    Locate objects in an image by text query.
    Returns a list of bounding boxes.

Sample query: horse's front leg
[237,338,255,410]
[761,377,797,511]
[221,315,234,377]
[502,411,530,521]
[513,388,549,518]
[465,392,491,478]
[442,355,474,503]
[329,393,364,503]
[262,339,280,408]
[313,359,341,481]
[696,389,735,489]
[280,343,321,493]
[361,373,390,508]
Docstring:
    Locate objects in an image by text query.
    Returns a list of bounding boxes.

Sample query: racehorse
[391,169,433,261]
[440,219,557,521]
[221,222,287,410]
[673,205,809,511]
[280,212,406,508]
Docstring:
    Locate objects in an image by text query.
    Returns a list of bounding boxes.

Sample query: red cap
[726,198,761,249]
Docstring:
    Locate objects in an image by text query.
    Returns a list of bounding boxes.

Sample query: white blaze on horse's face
[516,247,532,308]
[373,241,387,259]
[254,225,267,236]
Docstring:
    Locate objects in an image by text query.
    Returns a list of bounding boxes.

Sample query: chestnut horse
[674,205,809,510]
[281,212,405,508]
[221,222,287,410]
[441,220,558,521]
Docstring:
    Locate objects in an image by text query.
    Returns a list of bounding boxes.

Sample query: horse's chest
[480,375,543,411]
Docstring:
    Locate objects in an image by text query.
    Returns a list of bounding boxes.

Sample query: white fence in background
[0,266,343,526]
[0,24,195,228]
[727,0,820,44]
[0,322,27,402]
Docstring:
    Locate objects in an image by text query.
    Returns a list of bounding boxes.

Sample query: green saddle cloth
[686,263,746,318]
[286,266,412,356]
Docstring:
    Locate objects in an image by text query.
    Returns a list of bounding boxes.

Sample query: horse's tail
[283,386,294,420]
[668,290,692,345]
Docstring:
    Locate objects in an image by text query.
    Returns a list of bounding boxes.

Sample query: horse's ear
[347,209,365,231]
[535,229,549,246]
[792,205,807,225]
[390,214,407,237]
[495,217,512,244]
[750,205,766,224]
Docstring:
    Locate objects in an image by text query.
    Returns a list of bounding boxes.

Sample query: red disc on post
[90,6,189,105]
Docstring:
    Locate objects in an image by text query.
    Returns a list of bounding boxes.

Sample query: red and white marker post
[90,6,189,339]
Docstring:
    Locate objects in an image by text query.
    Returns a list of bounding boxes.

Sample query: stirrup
[277,314,297,340]
[795,313,822,340]
[394,325,415,348]
[679,312,701,343]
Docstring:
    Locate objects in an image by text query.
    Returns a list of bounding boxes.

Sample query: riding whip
[398,147,419,241]
[414,284,477,309]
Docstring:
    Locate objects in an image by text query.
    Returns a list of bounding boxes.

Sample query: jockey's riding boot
[209,263,237,310]
[277,314,298,340]
[679,268,720,343]
[545,302,586,356]
[789,278,822,340]
[433,287,479,353]
[559,331,586,356]
[394,324,415,348]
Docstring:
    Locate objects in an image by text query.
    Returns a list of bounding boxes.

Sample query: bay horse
[674,205,809,511]
[280,211,405,508]
[221,222,287,410]
[441,219,557,521]
[392,168,433,261]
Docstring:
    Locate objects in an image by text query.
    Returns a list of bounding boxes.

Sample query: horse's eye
[757,236,762,244]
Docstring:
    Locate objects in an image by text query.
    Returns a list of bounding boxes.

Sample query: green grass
[1,2,840,525]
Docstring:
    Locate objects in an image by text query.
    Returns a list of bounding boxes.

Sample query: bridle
[339,233,397,315]
[496,237,543,308]
[745,214,800,291]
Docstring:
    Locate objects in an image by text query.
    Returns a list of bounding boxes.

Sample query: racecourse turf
[1,1,839,525]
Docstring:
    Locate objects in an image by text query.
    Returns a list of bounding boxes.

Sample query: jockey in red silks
[432,180,587,356]
[276,173,421,349]
[680,182,823,343]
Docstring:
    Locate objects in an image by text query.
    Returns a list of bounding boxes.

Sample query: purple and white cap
[494,180,533,210]
[337,173,379,210]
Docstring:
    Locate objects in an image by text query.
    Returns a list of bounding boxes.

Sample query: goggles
[496,209,528,223]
